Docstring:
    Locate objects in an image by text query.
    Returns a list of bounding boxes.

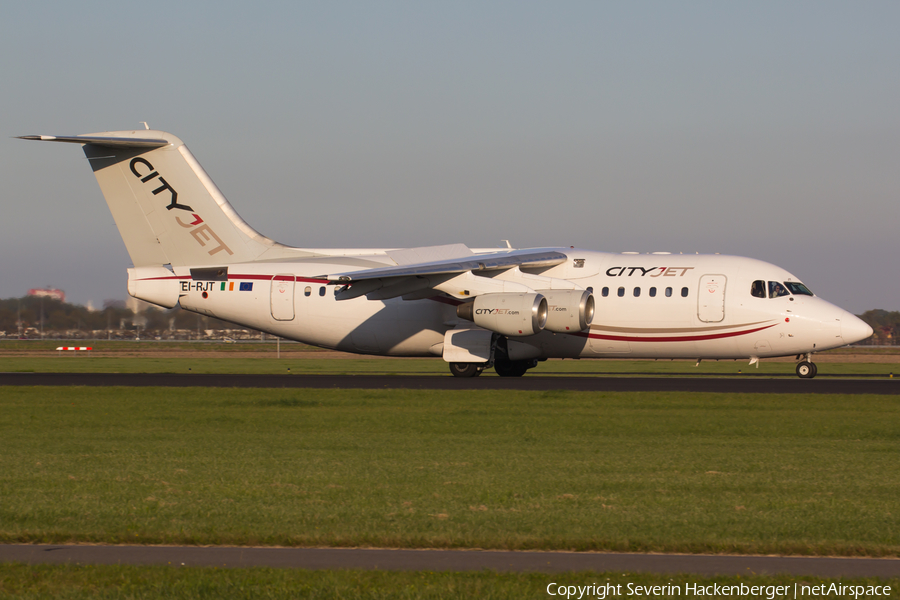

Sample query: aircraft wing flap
[325,248,567,282]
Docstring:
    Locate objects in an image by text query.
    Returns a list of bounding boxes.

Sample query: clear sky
[2,1,898,314]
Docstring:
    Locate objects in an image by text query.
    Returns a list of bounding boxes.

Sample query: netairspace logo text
[546,582,892,600]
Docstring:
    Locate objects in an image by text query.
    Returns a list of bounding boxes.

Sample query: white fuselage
[158,248,867,360]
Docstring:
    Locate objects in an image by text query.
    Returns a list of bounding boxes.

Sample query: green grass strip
[1,387,898,556]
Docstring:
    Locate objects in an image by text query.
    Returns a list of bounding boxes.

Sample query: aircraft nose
[841,313,874,345]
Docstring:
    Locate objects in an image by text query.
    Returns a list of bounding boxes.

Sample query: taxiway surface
[1,545,898,577]
[0,372,897,394]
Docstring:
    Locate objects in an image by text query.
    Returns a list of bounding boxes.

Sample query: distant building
[28,288,65,303]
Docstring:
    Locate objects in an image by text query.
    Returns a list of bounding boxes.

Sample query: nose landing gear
[796,354,818,379]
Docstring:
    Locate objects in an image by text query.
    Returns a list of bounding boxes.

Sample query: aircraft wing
[323,247,569,301]
[326,248,567,282]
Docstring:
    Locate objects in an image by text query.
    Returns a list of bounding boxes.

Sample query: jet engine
[456,293,548,336]
[539,289,595,332]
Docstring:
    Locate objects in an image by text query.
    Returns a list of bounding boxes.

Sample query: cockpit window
[784,282,813,296]
[750,280,766,298]
[768,281,790,298]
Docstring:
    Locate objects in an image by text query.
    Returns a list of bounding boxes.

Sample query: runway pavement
[0,372,897,393]
[1,545,898,577]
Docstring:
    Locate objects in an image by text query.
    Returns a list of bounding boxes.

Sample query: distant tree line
[0,296,251,340]
[857,310,900,346]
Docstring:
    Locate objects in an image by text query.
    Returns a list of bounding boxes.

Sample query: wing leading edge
[324,248,567,282]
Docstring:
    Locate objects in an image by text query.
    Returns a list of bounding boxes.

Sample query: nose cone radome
[841,313,874,345]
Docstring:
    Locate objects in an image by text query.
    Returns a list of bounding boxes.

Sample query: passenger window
[334,287,340,296]
[633,287,640,297]
[586,287,593,294]
[617,287,625,297]
[750,280,766,298]
[784,282,813,296]
[304,286,311,297]
[649,287,657,297]
[768,281,790,298]
[319,286,326,297]
[681,287,689,297]
[601,287,609,297]
[665,287,673,297]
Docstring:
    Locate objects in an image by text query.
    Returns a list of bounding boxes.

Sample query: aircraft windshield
[784,282,813,296]
[768,281,790,298]
[750,280,766,298]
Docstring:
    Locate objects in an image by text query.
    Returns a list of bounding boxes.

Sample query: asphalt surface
[1,372,897,393]
[1,545,898,577]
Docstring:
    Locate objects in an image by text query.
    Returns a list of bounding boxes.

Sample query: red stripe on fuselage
[573,323,777,343]
[137,274,330,283]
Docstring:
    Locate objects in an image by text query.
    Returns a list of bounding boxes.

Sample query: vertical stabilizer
[19,130,313,267]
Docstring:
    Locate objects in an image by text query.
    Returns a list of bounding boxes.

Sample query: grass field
[1,564,897,599]
[1,386,897,556]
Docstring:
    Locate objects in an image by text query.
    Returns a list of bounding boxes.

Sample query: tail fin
[19,130,314,267]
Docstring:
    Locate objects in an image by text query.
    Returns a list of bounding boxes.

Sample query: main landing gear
[448,362,485,378]
[796,353,818,379]
[449,359,538,378]
[494,358,538,377]
[448,336,539,378]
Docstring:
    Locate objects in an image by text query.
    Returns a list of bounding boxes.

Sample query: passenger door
[270,274,295,321]
[698,275,726,323]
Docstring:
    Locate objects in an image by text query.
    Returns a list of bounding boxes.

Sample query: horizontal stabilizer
[17,135,169,148]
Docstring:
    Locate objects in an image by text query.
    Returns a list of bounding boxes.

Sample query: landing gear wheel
[494,359,529,377]
[796,361,817,379]
[449,362,484,378]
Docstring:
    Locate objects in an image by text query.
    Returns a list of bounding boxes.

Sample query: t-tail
[18,130,315,270]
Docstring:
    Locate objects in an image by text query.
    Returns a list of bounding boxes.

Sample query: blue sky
[2,2,898,313]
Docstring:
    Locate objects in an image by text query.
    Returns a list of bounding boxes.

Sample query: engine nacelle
[539,289,594,332]
[457,293,548,336]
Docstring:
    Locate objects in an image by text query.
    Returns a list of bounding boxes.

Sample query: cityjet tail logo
[476,308,520,315]
[174,213,233,256]
[129,157,193,212]
[128,157,232,256]
[606,266,695,278]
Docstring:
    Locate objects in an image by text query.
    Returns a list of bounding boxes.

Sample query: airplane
[19,129,873,378]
